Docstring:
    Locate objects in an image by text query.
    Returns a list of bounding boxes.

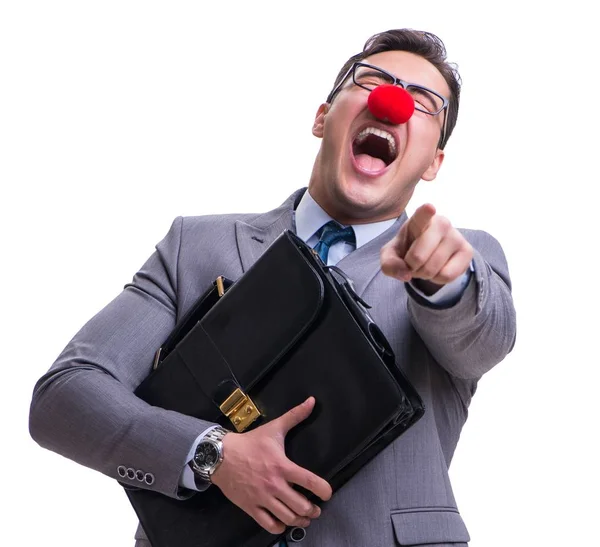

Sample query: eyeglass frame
[326,62,450,149]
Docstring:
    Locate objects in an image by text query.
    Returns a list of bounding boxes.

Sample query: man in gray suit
[30,29,516,546]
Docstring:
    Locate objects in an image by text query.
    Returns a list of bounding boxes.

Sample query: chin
[332,180,388,221]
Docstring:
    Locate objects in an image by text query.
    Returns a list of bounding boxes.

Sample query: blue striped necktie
[313,221,356,264]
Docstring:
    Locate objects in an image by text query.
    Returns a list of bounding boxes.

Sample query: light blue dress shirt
[180,190,472,491]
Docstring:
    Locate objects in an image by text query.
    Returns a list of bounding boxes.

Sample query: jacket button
[136,470,145,481]
[144,473,155,485]
[117,466,126,478]
[126,468,136,480]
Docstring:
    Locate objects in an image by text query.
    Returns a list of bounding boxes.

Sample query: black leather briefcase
[124,230,424,547]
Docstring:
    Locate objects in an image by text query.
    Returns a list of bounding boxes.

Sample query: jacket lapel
[235,189,305,273]
[335,212,408,297]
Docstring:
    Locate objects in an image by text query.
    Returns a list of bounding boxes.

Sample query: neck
[307,182,412,227]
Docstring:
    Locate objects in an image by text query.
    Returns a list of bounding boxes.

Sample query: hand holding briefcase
[124,230,424,547]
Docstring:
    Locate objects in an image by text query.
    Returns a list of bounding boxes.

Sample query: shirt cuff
[179,425,219,492]
[409,261,474,307]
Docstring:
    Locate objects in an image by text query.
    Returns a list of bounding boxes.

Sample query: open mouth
[352,127,398,172]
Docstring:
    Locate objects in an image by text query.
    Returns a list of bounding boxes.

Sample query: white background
[1,1,598,546]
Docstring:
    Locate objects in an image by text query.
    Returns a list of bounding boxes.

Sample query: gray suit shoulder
[174,210,266,237]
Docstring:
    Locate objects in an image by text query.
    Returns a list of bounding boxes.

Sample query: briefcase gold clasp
[219,388,261,432]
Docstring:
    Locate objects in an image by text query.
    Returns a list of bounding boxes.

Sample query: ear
[312,103,330,138]
[421,149,445,181]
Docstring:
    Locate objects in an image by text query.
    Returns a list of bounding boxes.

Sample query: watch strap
[189,426,229,486]
[206,426,228,444]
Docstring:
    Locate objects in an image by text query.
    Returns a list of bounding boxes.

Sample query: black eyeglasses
[327,62,450,148]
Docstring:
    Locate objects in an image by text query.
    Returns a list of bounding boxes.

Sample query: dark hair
[328,29,461,149]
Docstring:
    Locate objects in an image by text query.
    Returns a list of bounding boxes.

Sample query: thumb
[274,397,315,435]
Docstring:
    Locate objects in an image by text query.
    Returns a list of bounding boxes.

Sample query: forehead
[362,50,450,97]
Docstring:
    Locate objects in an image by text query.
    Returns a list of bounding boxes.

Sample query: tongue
[355,153,386,172]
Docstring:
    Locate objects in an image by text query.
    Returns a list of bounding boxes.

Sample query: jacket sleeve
[29,217,215,499]
[405,229,517,380]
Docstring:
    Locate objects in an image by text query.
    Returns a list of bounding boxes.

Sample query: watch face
[195,442,219,469]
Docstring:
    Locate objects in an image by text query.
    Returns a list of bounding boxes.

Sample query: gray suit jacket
[30,189,516,547]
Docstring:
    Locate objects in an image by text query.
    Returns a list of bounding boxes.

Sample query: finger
[285,463,333,502]
[274,484,321,519]
[251,507,287,535]
[406,203,436,240]
[403,216,450,272]
[385,224,411,258]
[380,245,412,281]
[431,248,473,286]
[263,497,311,528]
[410,234,456,281]
[274,397,315,435]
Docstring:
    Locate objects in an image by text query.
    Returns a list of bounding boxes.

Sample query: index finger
[406,203,436,239]
[284,463,333,502]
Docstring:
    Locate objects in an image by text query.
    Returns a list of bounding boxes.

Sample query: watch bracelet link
[192,426,229,485]
[206,426,229,444]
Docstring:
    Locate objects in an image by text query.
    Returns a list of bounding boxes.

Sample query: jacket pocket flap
[391,508,470,545]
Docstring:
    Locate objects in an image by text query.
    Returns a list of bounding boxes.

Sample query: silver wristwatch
[190,426,229,484]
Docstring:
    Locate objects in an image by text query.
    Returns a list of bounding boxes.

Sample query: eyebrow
[409,83,443,98]
[356,68,390,79]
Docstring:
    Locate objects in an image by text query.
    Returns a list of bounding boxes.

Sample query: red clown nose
[367,84,415,124]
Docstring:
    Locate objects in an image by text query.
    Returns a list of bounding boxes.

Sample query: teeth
[355,127,397,157]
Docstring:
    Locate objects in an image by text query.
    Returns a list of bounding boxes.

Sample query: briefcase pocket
[391,508,470,546]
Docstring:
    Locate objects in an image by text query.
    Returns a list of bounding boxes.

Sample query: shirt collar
[295,190,398,250]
